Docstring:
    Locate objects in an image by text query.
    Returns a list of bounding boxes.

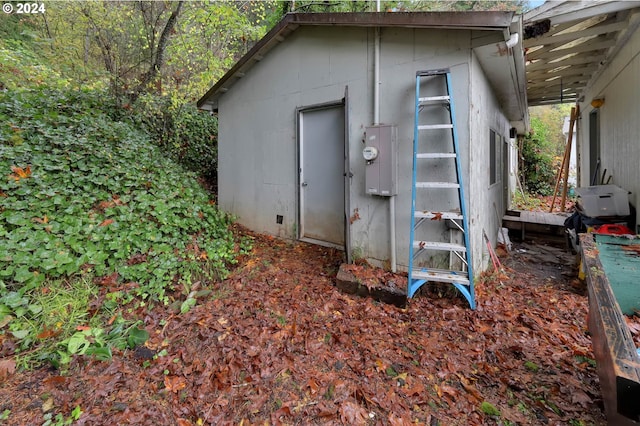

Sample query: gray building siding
[577,25,640,231]
[217,25,511,272]
[469,51,512,270]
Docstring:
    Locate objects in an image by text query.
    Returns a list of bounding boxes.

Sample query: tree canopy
[1,0,528,103]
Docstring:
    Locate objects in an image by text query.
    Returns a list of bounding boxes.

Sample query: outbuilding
[198,12,528,303]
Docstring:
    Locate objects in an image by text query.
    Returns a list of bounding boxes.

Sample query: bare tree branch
[132,0,183,101]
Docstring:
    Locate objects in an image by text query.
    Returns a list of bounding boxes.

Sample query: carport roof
[197,12,528,131]
[524,1,640,106]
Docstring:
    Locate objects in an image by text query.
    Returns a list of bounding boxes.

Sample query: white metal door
[298,104,345,247]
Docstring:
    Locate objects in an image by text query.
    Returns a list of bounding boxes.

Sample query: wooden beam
[527,88,581,100]
[528,97,578,106]
[527,76,588,91]
[526,54,601,72]
[527,64,598,82]
[524,1,640,26]
[579,233,640,423]
[524,19,627,48]
[527,87,582,99]
[527,38,616,60]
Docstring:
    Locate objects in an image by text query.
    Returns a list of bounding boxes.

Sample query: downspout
[505,32,519,49]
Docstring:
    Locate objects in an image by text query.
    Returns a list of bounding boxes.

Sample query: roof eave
[197,11,516,110]
[473,15,529,134]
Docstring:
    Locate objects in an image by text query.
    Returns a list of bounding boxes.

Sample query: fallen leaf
[401,380,425,396]
[458,374,483,401]
[338,401,369,425]
[41,397,54,413]
[439,383,459,401]
[98,272,119,287]
[349,208,360,224]
[99,219,114,227]
[9,164,31,181]
[308,378,320,394]
[389,412,412,426]
[36,326,61,339]
[571,389,592,407]
[32,215,49,224]
[164,375,187,393]
[43,376,66,387]
[375,359,387,372]
[126,253,147,266]
[0,358,16,383]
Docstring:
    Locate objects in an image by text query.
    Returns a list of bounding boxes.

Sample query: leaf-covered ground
[0,230,606,425]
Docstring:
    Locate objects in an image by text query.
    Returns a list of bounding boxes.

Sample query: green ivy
[130,94,218,180]
[0,88,236,303]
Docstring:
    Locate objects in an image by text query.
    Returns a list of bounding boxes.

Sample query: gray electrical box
[364,125,397,196]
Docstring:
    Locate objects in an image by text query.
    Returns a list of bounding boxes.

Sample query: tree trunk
[131,0,184,102]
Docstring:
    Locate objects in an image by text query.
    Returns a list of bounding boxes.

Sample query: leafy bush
[0,88,239,366]
[520,117,557,196]
[0,88,237,300]
[131,94,218,181]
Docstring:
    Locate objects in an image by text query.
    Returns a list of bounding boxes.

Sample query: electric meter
[363,146,379,161]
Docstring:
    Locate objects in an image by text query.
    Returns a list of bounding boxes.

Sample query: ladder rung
[418,124,453,130]
[415,211,463,220]
[413,241,467,252]
[416,182,460,189]
[417,153,456,159]
[417,69,449,77]
[411,268,469,285]
[419,96,450,104]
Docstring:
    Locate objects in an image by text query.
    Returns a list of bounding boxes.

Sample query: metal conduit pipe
[372,2,397,272]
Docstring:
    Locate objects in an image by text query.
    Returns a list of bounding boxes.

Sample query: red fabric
[593,224,634,235]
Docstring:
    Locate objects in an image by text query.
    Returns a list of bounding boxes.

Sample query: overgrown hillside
[0,88,240,367]
[0,4,240,370]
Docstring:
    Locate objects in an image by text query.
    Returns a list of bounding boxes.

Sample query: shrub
[0,87,240,367]
[521,117,556,196]
[131,94,218,181]
[0,88,236,302]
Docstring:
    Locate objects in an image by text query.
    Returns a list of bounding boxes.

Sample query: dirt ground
[0,229,607,425]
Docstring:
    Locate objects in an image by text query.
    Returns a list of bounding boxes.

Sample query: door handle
[301,182,308,187]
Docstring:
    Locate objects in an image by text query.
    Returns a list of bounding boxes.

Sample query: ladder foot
[407,279,476,310]
[407,278,427,298]
[451,283,476,310]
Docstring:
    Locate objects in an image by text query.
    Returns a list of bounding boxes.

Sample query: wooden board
[504,210,568,226]
[503,211,569,241]
[580,233,640,424]
[595,234,640,315]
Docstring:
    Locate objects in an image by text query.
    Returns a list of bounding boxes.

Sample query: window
[489,130,497,185]
[489,129,502,186]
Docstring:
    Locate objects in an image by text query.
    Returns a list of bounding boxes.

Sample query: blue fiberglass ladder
[407,69,475,309]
